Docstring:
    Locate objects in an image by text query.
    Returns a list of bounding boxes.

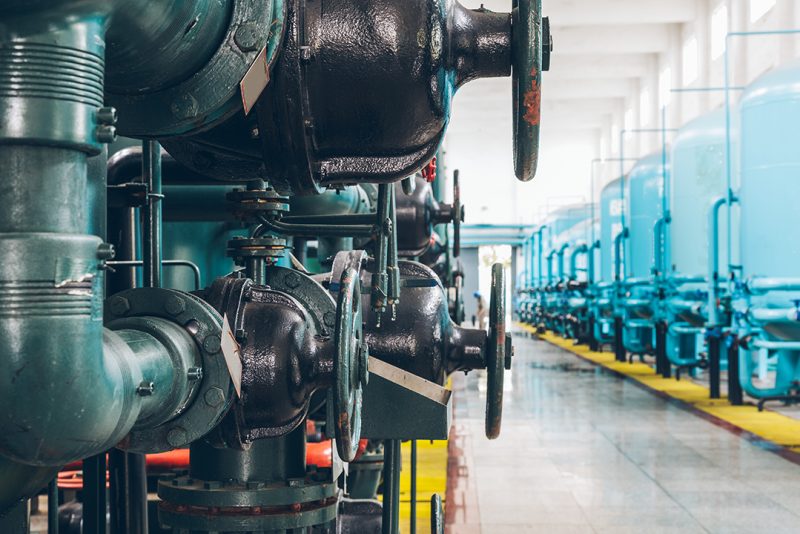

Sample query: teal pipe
[536,225,548,287]
[569,243,588,281]
[652,217,666,276]
[738,336,800,399]
[546,250,557,286]
[613,229,627,282]
[747,277,800,294]
[589,240,600,284]
[0,2,229,482]
[556,243,569,281]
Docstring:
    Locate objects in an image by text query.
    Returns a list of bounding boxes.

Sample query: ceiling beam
[552,24,672,55]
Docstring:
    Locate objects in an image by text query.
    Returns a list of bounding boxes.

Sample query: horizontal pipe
[748,307,798,324]
[747,277,800,294]
[752,338,800,351]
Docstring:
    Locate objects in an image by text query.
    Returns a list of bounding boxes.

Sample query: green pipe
[0,4,219,485]
[569,243,588,281]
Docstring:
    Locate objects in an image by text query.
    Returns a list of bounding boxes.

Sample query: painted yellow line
[399,440,448,534]
[515,322,800,451]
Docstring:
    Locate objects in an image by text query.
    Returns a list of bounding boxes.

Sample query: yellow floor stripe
[516,323,800,451]
[398,440,448,534]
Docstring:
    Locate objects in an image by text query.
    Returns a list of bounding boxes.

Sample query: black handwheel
[512,0,548,182]
[486,263,508,439]
[452,170,463,258]
[430,494,444,534]
[333,266,368,462]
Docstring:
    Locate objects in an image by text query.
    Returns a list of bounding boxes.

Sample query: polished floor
[449,333,800,534]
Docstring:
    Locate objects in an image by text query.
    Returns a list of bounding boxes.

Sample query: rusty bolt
[204,387,225,408]
[166,427,187,448]
[285,272,301,289]
[165,295,186,316]
[109,296,131,316]
[203,335,222,354]
[234,22,260,52]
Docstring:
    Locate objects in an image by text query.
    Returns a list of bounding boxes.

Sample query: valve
[334,266,369,461]
[486,263,509,439]
[330,254,513,440]
[200,263,368,461]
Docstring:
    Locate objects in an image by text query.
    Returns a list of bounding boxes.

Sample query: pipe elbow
[0,328,143,467]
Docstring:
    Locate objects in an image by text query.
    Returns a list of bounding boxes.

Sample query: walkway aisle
[449,334,800,534]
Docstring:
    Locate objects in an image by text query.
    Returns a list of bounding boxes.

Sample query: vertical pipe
[372,184,391,311]
[142,140,162,289]
[728,336,743,405]
[47,478,58,534]
[387,186,400,303]
[410,440,417,534]
[294,237,308,266]
[709,333,721,399]
[83,455,107,534]
[382,439,401,534]
[135,139,161,534]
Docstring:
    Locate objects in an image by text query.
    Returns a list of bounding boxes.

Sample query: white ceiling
[446,0,699,225]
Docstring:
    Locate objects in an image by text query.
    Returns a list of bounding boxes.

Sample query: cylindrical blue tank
[670,109,728,278]
[625,153,667,279]
[599,177,624,282]
[740,60,800,296]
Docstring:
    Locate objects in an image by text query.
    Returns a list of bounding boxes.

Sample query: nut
[109,296,131,316]
[204,387,225,408]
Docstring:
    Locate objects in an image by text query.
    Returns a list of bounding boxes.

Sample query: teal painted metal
[670,109,729,279]
[625,152,667,279]
[735,59,800,402]
[599,178,624,282]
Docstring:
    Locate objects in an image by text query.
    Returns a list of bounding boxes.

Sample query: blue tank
[736,59,800,401]
[599,178,624,282]
[670,109,728,279]
[625,153,667,280]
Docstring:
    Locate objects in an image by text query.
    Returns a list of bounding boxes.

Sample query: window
[750,0,776,23]
[711,4,728,60]
[624,106,634,130]
[659,66,672,107]
[611,123,620,153]
[682,35,698,85]
[640,88,651,124]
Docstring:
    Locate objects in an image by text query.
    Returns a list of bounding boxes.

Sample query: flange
[106,288,234,453]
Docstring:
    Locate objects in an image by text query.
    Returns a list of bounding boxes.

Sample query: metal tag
[240,47,269,116]
[221,313,243,397]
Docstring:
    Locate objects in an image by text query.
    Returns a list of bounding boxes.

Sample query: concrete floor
[451,332,800,534]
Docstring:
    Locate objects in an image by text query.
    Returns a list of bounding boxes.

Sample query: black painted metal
[614,316,626,362]
[201,276,336,447]
[728,335,743,405]
[83,454,107,534]
[655,320,670,378]
[382,440,402,534]
[708,333,721,399]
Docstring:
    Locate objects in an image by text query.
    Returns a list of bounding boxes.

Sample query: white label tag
[221,313,243,398]
[240,47,269,116]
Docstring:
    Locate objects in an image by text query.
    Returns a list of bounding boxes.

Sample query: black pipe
[613,316,626,362]
[708,333,721,399]
[728,335,743,405]
[381,439,401,534]
[47,478,58,534]
[82,454,107,534]
[142,141,162,289]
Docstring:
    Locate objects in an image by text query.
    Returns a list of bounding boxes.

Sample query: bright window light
[750,0,776,23]
[624,107,634,130]
[711,4,728,60]
[682,35,698,85]
[659,66,672,107]
[640,88,651,124]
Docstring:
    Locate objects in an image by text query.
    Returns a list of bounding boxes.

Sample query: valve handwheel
[452,170,463,259]
[485,263,510,439]
[333,266,368,462]
[512,0,549,182]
